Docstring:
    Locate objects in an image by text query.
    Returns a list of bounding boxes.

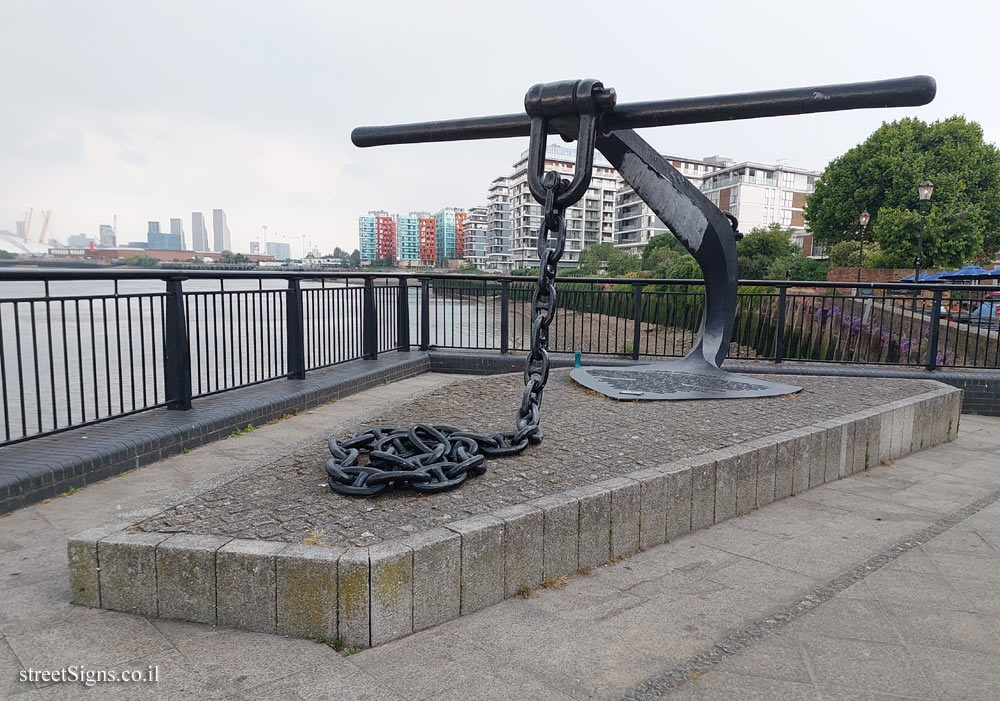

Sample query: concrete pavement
[2,374,1000,699]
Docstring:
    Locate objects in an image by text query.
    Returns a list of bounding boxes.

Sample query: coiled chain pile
[327,172,568,496]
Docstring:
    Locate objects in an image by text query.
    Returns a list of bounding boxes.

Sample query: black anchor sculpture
[326,76,935,497]
[352,75,935,401]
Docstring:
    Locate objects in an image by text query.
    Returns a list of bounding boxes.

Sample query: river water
[0,274,503,443]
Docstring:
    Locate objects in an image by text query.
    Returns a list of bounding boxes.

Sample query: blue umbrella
[987,267,1000,277]
[939,265,991,279]
[899,272,942,282]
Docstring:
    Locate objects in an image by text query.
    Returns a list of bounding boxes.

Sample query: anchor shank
[596,130,738,369]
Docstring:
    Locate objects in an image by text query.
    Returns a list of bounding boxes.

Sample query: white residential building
[699,161,821,252]
[614,154,729,256]
[507,144,619,269]
[485,177,514,273]
[463,206,489,269]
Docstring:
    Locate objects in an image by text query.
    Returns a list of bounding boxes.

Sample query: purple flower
[899,339,911,353]
[850,316,863,333]
[812,308,823,322]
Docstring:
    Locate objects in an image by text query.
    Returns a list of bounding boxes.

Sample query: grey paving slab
[571,483,612,569]
[663,465,693,540]
[156,534,230,625]
[609,478,641,559]
[402,527,460,632]
[216,539,284,634]
[96,532,170,616]
[712,450,739,524]
[635,468,668,551]
[369,540,413,646]
[527,492,579,581]
[276,543,343,640]
[493,503,543,598]
[446,515,503,615]
[337,546,371,648]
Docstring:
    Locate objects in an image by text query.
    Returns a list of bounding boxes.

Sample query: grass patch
[514,585,532,599]
[313,634,345,652]
[577,566,593,576]
[879,457,892,467]
[301,530,331,546]
[343,645,363,656]
[541,575,567,589]
[60,486,78,497]
[228,423,256,438]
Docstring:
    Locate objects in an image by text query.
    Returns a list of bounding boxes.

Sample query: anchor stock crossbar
[325,76,936,496]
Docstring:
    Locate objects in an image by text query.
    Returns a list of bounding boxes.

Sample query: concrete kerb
[67,384,962,649]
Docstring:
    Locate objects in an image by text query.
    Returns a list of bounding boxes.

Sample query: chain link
[328,173,568,496]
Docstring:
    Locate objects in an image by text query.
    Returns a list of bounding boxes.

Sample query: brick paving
[133,370,939,548]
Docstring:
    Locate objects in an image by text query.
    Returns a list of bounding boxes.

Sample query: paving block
[663,464,692,540]
[338,546,371,648]
[276,543,343,640]
[67,522,126,607]
[369,541,413,646]
[714,450,739,523]
[445,515,503,615]
[493,504,543,598]
[911,399,927,453]
[824,424,844,483]
[879,409,893,463]
[97,531,170,616]
[947,390,961,441]
[687,456,716,530]
[157,534,231,625]
[899,403,915,457]
[774,435,795,499]
[755,443,777,507]
[607,478,640,559]
[734,448,757,515]
[863,413,882,469]
[633,468,667,550]
[216,539,284,634]
[570,483,612,570]
[526,493,579,581]
[797,428,825,491]
[890,406,906,459]
[401,528,460,631]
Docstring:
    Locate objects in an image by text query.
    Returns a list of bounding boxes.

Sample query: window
[782,191,793,207]
[782,172,795,188]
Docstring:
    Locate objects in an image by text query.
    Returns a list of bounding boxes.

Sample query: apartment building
[614,154,729,256]
[507,144,619,269]
[434,207,467,264]
[463,206,488,269]
[699,162,820,252]
[485,177,513,273]
[359,210,396,264]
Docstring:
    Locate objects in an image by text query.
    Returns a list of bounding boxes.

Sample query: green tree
[640,233,686,276]
[218,250,250,264]
[125,254,159,268]
[578,243,639,276]
[0,250,15,260]
[768,256,829,282]
[350,249,361,268]
[736,225,799,279]
[827,240,883,268]
[805,116,1000,266]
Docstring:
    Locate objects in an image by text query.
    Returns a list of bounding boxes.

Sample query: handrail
[0,267,996,293]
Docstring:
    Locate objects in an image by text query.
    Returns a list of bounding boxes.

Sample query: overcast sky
[2,0,997,255]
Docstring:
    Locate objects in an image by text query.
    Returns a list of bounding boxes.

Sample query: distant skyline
[2,1,997,254]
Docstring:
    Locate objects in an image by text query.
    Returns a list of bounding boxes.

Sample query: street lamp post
[856,209,870,283]
[913,178,934,286]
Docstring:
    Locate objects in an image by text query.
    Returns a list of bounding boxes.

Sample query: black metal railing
[3,267,1000,446]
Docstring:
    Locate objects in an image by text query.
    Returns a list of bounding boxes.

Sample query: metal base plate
[570,361,802,401]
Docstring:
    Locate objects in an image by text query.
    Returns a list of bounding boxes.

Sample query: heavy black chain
[327,173,568,496]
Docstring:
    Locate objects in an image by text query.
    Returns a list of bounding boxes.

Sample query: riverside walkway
[2,373,1000,699]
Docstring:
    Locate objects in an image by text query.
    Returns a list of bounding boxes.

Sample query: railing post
[286,278,305,379]
[773,286,787,363]
[631,283,642,360]
[420,278,431,351]
[396,278,410,352]
[926,288,943,370]
[500,279,510,354]
[164,277,192,410]
[363,277,378,359]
